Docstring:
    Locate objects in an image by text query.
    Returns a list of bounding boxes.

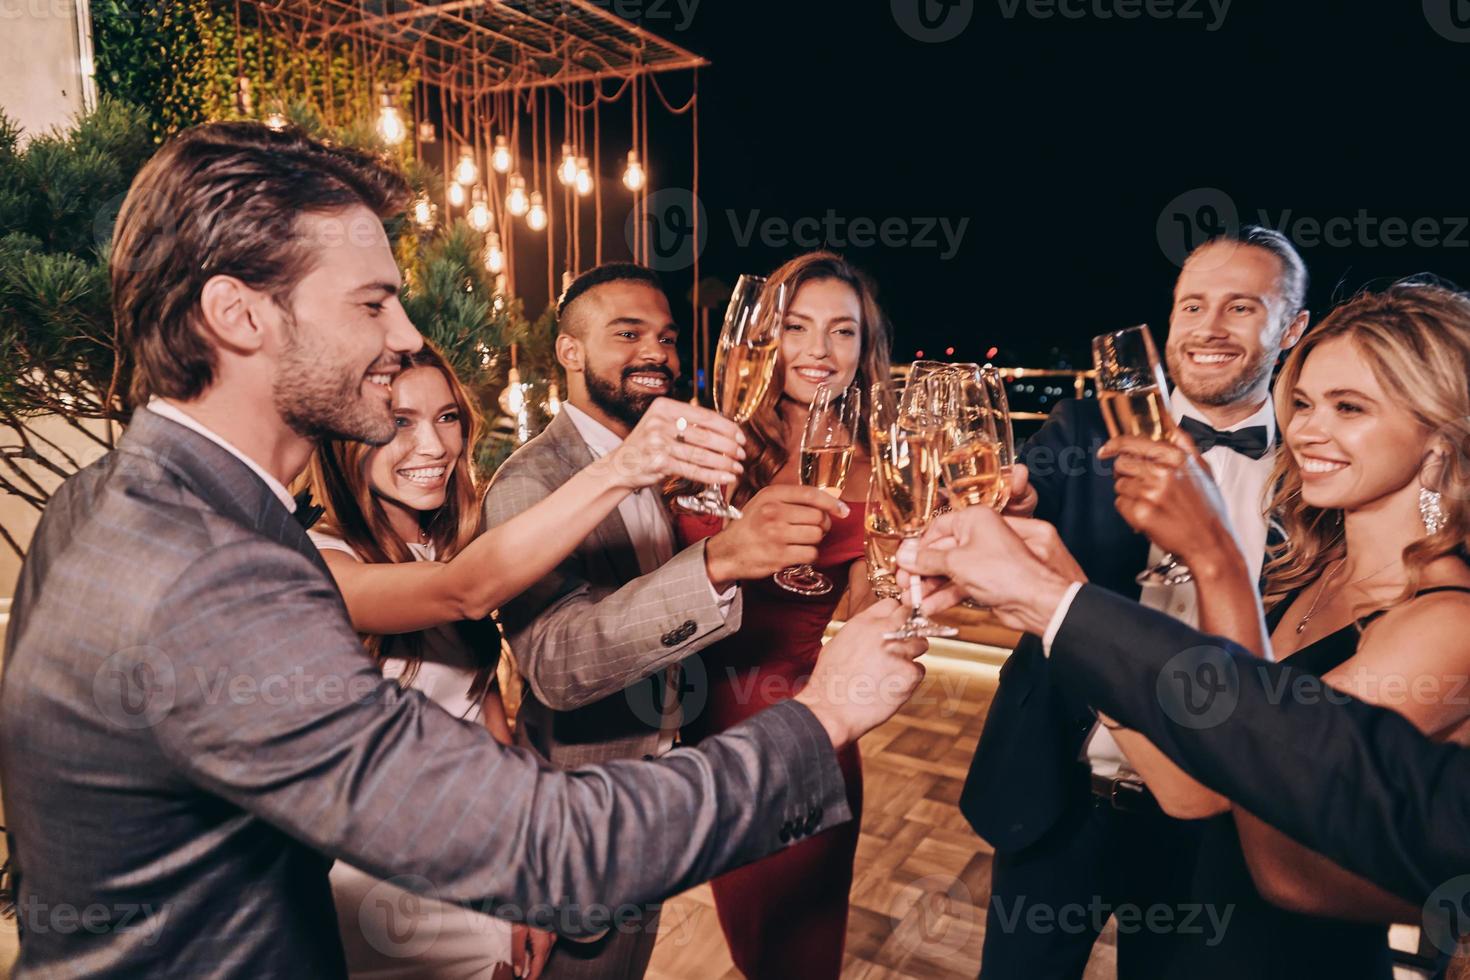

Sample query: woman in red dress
[675,251,893,978]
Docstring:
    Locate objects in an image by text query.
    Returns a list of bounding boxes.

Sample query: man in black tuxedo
[965,226,1310,979]
[899,508,1470,942]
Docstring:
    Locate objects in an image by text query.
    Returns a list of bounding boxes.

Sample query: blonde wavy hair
[1263,280,1470,616]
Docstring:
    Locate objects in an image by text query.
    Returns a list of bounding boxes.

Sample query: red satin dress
[675,503,867,980]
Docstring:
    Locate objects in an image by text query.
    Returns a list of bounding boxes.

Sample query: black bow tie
[1178,416,1271,460]
[293,489,325,531]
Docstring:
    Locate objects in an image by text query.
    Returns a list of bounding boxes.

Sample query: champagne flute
[935,374,1008,511]
[774,383,860,596]
[979,365,1017,498]
[1091,324,1191,586]
[675,274,786,519]
[871,379,958,640]
[863,472,904,601]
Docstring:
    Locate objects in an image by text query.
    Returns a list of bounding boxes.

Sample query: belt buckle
[1110,776,1148,811]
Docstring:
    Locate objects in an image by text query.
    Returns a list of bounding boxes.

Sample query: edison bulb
[622,149,646,191]
[491,135,512,173]
[526,192,547,231]
[506,174,529,216]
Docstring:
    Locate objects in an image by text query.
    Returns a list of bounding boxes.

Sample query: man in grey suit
[0,122,927,978]
[484,263,850,978]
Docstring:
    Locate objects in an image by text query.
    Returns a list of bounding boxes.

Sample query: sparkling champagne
[1099,385,1173,441]
[872,426,942,535]
[800,445,853,496]
[714,339,780,423]
[864,512,903,577]
[942,439,1010,511]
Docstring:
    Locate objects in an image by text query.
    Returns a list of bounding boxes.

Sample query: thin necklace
[1295,555,1401,634]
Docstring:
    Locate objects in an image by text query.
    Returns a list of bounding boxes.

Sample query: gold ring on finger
[675,416,688,443]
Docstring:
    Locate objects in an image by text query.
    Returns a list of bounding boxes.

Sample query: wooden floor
[646,657,1117,980]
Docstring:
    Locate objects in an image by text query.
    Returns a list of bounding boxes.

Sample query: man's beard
[585,363,674,429]
[273,309,399,446]
[1166,342,1276,408]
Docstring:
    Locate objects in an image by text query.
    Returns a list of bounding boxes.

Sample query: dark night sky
[518,1,1470,372]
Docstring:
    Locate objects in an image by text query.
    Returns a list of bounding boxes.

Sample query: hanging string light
[264,108,287,131]
[454,146,479,186]
[234,74,254,116]
[492,134,512,173]
[623,149,646,191]
[467,186,491,231]
[484,231,505,273]
[526,191,548,231]
[417,120,436,143]
[376,83,407,145]
[447,181,466,208]
[558,142,579,186]
[412,193,435,229]
[575,156,593,196]
[506,173,529,216]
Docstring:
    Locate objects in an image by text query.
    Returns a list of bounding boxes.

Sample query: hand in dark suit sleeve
[1019,399,1087,524]
[1049,583,1470,902]
[143,539,849,936]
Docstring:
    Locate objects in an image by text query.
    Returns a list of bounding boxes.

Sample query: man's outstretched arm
[1050,583,1470,904]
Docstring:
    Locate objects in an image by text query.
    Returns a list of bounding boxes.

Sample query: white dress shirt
[1084,389,1276,778]
[563,402,735,755]
[146,398,297,514]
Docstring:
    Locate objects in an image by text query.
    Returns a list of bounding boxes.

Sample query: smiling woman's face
[365,365,464,514]
[778,277,863,407]
[1285,335,1430,512]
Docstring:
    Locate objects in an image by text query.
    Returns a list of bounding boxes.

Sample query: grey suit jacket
[0,410,850,978]
[484,410,743,768]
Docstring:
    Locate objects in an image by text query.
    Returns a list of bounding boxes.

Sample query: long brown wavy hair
[303,343,498,700]
[1263,280,1470,617]
[722,252,892,508]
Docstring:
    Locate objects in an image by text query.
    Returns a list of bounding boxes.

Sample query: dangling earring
[1420,486,1445,535]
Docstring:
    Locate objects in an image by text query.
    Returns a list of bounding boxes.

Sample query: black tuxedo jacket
[959,398,1152,852]
[1051,585,1470,905]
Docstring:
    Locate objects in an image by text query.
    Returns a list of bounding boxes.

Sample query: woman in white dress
[301,343,744,979]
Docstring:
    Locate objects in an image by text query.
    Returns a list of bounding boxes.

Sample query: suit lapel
[543,410,643,583]
[119,410,330,576]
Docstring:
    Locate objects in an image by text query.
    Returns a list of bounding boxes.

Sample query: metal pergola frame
[246,0,709,95]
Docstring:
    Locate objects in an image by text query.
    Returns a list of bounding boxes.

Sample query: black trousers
[979,795,1204,980]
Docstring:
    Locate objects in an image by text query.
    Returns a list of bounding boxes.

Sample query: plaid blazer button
[660,620,698,647]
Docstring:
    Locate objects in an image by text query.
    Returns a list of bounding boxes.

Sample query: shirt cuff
[709,580,738,619]
[1041,581,1085,657]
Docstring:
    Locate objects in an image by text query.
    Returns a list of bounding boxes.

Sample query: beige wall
[0,0,95,598]
[0,0,93,141]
